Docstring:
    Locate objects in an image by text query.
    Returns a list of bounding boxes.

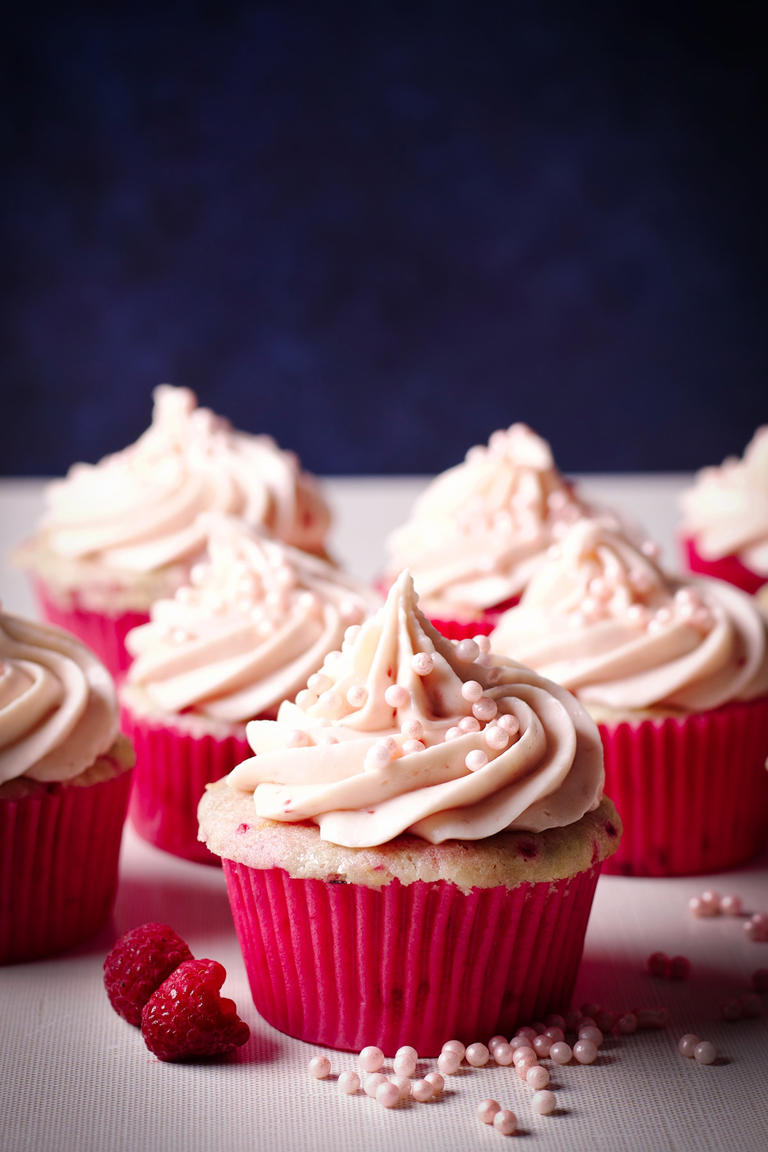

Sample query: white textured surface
[2,476,768,1152]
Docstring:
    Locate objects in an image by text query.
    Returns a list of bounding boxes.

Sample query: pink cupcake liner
[600,695,768,877]
[0,767,132,964]
[682,536,767,596]
[122,709,250,865]
[34,578,149,681]
[222,860,601,1055]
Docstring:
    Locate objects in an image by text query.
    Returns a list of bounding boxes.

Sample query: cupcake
[198,570,618,1055]
[120,517,377,864]
[0,608,134,964]
[680,426,768,606]
[383,424,587,638]
[15,385,332,678]
[490,517,768,877]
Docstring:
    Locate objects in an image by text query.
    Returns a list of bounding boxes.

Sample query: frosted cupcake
[0,608,134,964]
[383,425,587,638]
[490,518,768,876]
[121,517,377,864]
[16,385,332,678]
[198,571,619,1055]
[680,426,768,607]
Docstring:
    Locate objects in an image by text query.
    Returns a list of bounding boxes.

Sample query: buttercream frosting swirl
[125,518,378,724]
[227,570,604,847]
[0,609,119,785]
[38,385,331,573]
[490,518,768,713]
[385,425,586,618]
[680,426,768,576]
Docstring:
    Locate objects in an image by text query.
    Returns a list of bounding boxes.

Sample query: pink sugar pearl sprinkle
[363,1073,388,1098]
[532,1090,557,1116]
[411,1079,435,1103]
[477,1099,501,1125]
[337,1070,360,1094]
[308,1055,331,1079]
[465,1042,490,1067]
[376,1081,402,1109]
[494,1109,518,1136]
[359,1045,385,1072]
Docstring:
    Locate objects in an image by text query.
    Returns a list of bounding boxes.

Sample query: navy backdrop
[2,1,765,477]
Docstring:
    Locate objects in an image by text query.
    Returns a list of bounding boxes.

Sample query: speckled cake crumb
[198,783,621,891]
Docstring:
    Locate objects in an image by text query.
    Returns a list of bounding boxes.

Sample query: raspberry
[140,958,250,1061]
[104,922,193,1026]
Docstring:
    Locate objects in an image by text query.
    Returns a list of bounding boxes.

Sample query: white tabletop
[2,476,767,1152]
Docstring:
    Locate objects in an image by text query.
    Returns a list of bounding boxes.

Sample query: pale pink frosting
[124,518,379,725]
[227,571,604,847]
[681,427,768,575]
[490,518,768,713]
[385,425,586,618]
[0,609,119,785]
[39,385,331,574]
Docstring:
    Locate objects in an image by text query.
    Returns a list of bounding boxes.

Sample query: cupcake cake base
[199,786,620,1055]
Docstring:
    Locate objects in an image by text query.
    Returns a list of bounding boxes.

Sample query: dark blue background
[2,1,765,477]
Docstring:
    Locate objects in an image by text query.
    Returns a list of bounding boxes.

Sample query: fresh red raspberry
[140,958,250,1062]
[104,922,193,1026]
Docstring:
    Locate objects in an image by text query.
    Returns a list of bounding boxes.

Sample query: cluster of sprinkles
[303,999,722,1135]
[304,883,768,1136]
[688,889,768,941]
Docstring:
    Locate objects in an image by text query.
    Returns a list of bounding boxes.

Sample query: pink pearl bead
[510,1034,533,1050]
[384,684,410,708]
[494,1109,517,1136]
[411,1079,434,1102]
[678,1034,700,1058]
[532,1089,557,1116]
[488,1034,507,1050]
[549,1041,573,1065]
[461,680,483,702]
[442,1039,466,1059]
[616,1012,638,1034]
[477,1099,501,1125]
[465,749,489,772]
[424,1071,444,1096]
[437,1050,461,1075]
[544,1026,565,1043]
[308,1055,331,1079]
[533,1034,552,1057]
[669,955,691,981]
[411,652,434,676]
[359,1046,385,1072]
[394,1053,417,1076]
[376,1081,402,1109]
[694,1041,717,1065]
[526,1064,550,1090]
[498,714,520,735]
[337,1070,360,1093]
[395,1044,418,1063]
[473,697,498,722]
[465,1042,490,1067]
[578,1026,603,1047]
[512,1045,536,1067]
[493,1042,514,1066]
[364,1072,388,1098]
[647,951,670,978]
[595,1010,616,1032]
[485,725,509,750]
[700,890,722,914]
[401,719,423,741]
[401,739,425,755]
[720,999,742,1022]
[390,1075,412,1101]
[515,1026,537,1040]
[720,894,743,916]
[545,1013,566,1030]
[455,639,480,662]
[573,1039,598,1065]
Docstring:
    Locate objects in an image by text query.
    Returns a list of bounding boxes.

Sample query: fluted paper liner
[222,860,601,1056]
[0,769,132,964]
[122,708,250,865]
[34,578,148,680]
[600,695,768,877]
